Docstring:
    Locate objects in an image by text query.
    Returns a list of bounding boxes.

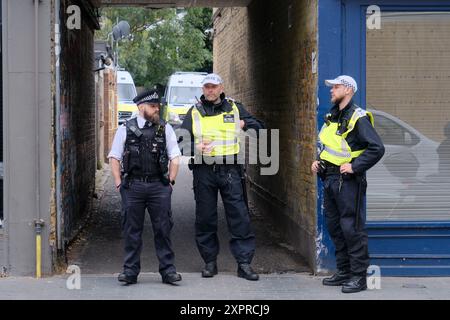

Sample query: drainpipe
[55,0,62,253]
[34,0,44,279]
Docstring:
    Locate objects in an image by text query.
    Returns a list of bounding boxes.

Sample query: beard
[205,93,221,103]
[331,95,343,105]
[144,111,160,124]
[205,95,217,102]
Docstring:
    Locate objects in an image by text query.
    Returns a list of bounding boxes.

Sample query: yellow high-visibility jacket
[191,101,241,156]
[319,107,374,166]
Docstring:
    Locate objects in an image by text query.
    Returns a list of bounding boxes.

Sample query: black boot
[202,261,218,278]
[118,273,137,285]
[162,272,182,285]
[322,270,351,286]
[341,275,367,293]
[237,263,259,281]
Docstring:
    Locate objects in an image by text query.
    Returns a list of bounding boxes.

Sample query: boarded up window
[366,12,450,221]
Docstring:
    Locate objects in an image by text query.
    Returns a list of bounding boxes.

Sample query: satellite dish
[117,20,131,38]
[112,20,131,41]
[112,25,121,41]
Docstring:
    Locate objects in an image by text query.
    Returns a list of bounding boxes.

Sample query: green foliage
[96,7,213,89]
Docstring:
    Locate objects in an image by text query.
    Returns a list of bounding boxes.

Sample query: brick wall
[213,0,318,270]
[58,0,99,246]
[94,67,117,168]
[103,68,118,162]
[95,71,104,169]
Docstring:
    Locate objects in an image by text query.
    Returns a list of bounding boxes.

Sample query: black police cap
[133,89,161,105]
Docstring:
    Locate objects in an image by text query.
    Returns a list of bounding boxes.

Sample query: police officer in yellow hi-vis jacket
[312,75,384,293]
[180,73,265,281]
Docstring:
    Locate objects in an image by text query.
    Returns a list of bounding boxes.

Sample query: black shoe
[341,275,367,293]
[237,263,259,281]
[118,273,137,285]
[162,272,182,285]
[322,270,351,286]
[202,261,218,278]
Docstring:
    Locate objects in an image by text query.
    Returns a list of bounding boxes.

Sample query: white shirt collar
[136,114,152,128]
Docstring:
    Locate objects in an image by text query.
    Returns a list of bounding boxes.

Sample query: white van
[116,69,138,125]
[164,72,207,127]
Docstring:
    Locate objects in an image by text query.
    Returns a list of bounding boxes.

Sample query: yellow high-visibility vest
[319,107,374,166]
[191,101,241,156]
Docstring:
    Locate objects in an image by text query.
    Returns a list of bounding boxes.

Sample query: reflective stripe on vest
[319,107,374,166]
[191,102,241,156]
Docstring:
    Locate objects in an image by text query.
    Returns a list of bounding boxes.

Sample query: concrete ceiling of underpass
[99,0,252,8]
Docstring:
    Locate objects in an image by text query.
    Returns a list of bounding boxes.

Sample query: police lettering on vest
[319,106,374,166]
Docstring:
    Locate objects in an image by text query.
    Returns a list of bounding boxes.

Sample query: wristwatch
[170,180,175,186]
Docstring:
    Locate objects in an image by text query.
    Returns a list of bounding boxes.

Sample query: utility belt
[318,160,364,183]
[318,160,340,176]
[318,160,356,181]
[324,164,341,175]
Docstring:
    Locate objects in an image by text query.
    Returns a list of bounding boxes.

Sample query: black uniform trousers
[193,164,255,265]
[323,174,369,276]
[120,180,176,277]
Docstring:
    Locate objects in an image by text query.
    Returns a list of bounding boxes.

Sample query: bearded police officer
[311,75,384,293]
[180,73,265,281]
[108,89,182,285]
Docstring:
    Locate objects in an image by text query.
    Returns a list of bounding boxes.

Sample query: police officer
[311,75,384,293]
[108,89,182,285]
[180,73,265,281]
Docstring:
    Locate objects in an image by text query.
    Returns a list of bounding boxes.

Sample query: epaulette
[125,117,143,138]
[226,97,241,105]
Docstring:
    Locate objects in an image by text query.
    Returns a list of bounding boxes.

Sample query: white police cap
[201,73,223,85]
[325,75,358,93]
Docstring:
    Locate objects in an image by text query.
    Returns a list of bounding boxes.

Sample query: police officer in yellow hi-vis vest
[180,73,265,281]
[311,75,384,293]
